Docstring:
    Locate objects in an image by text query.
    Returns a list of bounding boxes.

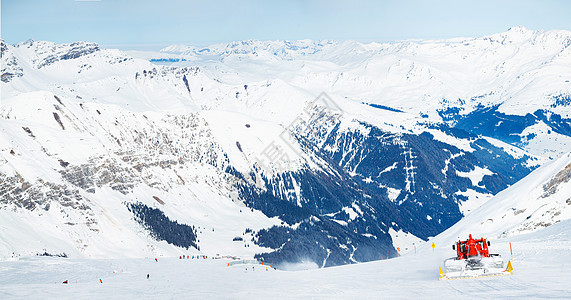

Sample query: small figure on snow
[147,274,150,279]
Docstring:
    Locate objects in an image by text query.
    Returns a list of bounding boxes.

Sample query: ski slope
[0,219,569,299]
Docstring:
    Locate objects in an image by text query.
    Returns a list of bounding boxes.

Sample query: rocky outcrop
[38,41,100,69]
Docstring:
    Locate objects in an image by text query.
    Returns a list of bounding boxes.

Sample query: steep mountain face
[0,41,23,82]
[241,111,539,265]
[434,152,571,244]
[1,27,569,267]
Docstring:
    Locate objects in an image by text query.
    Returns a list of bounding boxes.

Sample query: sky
[2,0,571,50]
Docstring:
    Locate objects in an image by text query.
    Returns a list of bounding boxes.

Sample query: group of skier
[179,255,208,259]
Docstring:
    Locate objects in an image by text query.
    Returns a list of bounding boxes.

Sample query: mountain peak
[500,25,536,41]
[507,25,531,33]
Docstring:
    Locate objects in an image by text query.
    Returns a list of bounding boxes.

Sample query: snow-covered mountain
[1,27,570,267]
[434,151,571,243]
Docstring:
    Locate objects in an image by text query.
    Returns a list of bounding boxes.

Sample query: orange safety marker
[506,260,514,274]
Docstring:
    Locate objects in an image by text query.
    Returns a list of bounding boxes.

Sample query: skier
[147,274,150,279]
[63,280,68,284]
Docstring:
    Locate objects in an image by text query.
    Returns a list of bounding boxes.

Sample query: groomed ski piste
[0,220,569,299]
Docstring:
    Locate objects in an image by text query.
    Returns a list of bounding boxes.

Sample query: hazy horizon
[2,0,571,51]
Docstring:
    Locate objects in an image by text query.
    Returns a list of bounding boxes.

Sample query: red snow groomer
[439,234,513,280]
[454,234,490,260]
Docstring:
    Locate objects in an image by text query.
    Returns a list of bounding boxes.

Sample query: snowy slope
[0,91,281,260]
[434,151,571,243]
[0,220,569,299]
